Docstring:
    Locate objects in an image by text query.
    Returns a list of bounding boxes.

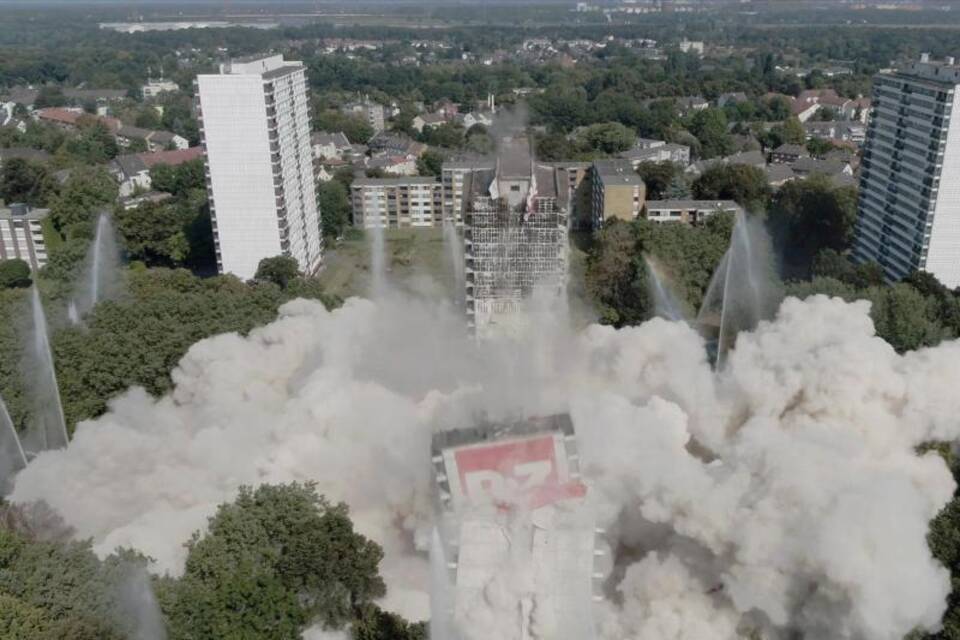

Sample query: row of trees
[584,175,859,325]
[0,483,425,639]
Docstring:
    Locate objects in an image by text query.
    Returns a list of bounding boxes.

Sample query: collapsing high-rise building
[462,136,570,337]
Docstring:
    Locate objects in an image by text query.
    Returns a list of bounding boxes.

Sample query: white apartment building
[0,204,49,271]
[855,54,960,287]
[350,177,442,228]
[197,54,322,279]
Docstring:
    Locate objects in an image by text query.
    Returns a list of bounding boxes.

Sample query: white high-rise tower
[197,54,322,280]
[855,54,960,287]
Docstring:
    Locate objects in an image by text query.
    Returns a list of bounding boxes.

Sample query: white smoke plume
[9,289,960,639]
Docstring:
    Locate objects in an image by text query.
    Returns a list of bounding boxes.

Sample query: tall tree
[318,180,351,240]
[688,108,733,159]
[0,158,54,207]
[49,166,118,232]
[163,483,386,640]
[692,165,771,212]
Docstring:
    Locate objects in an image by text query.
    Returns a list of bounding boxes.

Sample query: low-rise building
[766,164,797,188]
[311,131,351,160]
[591,159,646,227]
[142,79,179,98]
[115,125,188,152]
[678,39,705,56]
[412,112,446,133]
[110,146,204,197]
[675,96,710,115]
[341,99,386,133]
[461,111,494,130]
[367,154,418,176]
[770,143,809,164]
[621,141,691,168]
[0,203,49,271]
[62,88,126,104]
[119,191,173,210]
[644,199,743,225]
[368,131,426,158]
[350,177,442,228]
[803,121,867,146]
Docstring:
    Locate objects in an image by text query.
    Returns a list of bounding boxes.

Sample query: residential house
[310,131,351,160]
[678,39,705,56]
[0,87,39,108]
[792,89,856,123]
[770,143,809,164]
[110,146,203,197]
[461,111,494,130]
[115,125,188,152]
[675,96,709,116]
[367,154,418,177]
[803,120,867,146]
[765,164,797,188]
[433,100,459,120]
[620,140,691,168]
[368,131,426,158]
[142,79,179,99]
[412,112,446,133]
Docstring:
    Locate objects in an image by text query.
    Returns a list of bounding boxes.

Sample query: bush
[255,256,300,288]
[0,259,32,289]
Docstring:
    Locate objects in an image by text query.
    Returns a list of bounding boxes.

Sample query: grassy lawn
[318,227,457,301]
[318,226,599,326]
[40,217,63,252]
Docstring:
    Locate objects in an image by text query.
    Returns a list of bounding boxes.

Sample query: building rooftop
[0,148,52,163]
[594,159,644,185]
[496,136,533,178]
[645,199,743,212]
[352,176,440,187]
[0,204,50,221]
[773,144,808,156]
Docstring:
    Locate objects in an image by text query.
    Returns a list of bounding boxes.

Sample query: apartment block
[0,203,49,271]
[591,159,646,228]
[350,177,443,228]
[442,159,494,224]
[854,54,960,286]
[197,54,322,279]
[462,138,569,337]
[644,199,743,225]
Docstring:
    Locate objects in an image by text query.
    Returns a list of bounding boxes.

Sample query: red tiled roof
[36,107,83,125]
[138,146,203,168]
[36,108,122,132]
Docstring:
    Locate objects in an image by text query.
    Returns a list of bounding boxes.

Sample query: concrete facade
[855,55,960,286]
[197,54,322,279]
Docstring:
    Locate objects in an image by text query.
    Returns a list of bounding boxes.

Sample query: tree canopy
[0,259,32,289]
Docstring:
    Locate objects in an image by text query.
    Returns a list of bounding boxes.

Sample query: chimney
[921,52,931,63]
[947,56,956,66]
